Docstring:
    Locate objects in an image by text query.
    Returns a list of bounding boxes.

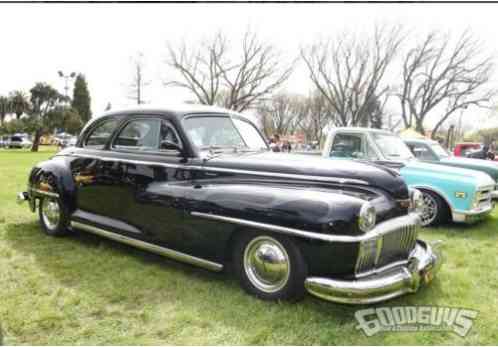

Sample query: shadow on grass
[2,219,452,346]
[422,213,498,242]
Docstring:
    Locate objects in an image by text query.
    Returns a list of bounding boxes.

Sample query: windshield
[372,133,415,160]
[183,115,268,151]
[431,143,450,158]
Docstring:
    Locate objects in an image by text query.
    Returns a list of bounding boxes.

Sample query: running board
[70,221,224,272]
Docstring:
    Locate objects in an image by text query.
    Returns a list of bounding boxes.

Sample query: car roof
[332,127,394,135]
[97,103,236,120]
[404,138,438,144]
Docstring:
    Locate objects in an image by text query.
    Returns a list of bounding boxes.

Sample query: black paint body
[28,106,410,278]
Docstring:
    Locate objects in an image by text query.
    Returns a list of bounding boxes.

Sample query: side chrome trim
[60,152,369,186]
[191,211,421,243]
[70,221,223,272]
[30,188,60,198]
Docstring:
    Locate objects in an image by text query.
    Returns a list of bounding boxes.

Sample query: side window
[84,119,120,149]
[409,144,436,160]
[159,121,182,152]
[113,119,160,151]
[330,134,363,158]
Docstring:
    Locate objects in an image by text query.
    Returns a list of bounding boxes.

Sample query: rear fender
[29,157,77,214]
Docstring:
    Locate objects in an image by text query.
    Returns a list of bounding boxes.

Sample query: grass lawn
[1,147,497,345]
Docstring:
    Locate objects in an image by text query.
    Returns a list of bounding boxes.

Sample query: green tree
[29,82,65,151]
[71,74,92,123]
[9,90,30,119]
[0,95,11,125]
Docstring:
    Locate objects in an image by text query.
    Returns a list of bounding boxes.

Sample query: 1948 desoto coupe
[18,105,442,304]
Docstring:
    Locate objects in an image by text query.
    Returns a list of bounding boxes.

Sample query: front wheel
[38,196,69,236]
[232,232,307,301]
[419,190,449,227]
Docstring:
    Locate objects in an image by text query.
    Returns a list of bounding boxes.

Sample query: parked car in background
[58,136,77,149]
[405,138,498,200]
[323,128,495,227]
[466,146,497,161]
[0,135,10,148]
[8,135,32,149]
[17,104,442,305]
[453,142,482,157]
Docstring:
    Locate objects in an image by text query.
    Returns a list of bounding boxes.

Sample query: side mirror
[160,140,182,152]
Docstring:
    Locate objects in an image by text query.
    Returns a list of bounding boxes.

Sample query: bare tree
[165,30,293,112]
[301,24,403,126]
[296,91,334,145]
[128,52,150,105]
[398,30,495,136]
[256,93,304,137]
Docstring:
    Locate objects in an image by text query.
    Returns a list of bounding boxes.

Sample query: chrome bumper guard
[304,240,443,304]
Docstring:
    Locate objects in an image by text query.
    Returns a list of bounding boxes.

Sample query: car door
[107,115,197,248]
[72,116,123,220]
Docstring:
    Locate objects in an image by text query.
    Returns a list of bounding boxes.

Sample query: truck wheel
[38,196,69,236]
[419,190,449,227]
[233,232,307,301]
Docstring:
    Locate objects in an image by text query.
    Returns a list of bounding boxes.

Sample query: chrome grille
[355,222,418,276]
[475,186,493,209]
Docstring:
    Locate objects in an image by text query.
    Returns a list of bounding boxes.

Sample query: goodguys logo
[355,306,478,337]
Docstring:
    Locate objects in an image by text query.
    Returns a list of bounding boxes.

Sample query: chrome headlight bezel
[358,203,376,233]
[409,188,425,214]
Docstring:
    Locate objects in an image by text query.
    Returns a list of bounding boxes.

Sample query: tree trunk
[415,121,425,135]
[31,129,42,152]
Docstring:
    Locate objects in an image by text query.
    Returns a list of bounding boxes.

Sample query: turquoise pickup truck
[323,128,495,226]
[404,138,498,200]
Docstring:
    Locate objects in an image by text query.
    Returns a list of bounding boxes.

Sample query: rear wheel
[38,196,69,236]
[419,190,449,227]
[233,232,307,301]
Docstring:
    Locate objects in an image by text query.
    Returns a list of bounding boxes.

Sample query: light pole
[57,70,76,101]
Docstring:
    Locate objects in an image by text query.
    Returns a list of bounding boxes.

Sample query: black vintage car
[17,105,442,304]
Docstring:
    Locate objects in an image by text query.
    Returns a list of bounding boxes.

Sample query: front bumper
[452,203,494,223]
[304,240,443,304]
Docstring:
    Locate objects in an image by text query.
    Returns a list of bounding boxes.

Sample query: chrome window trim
[191,211,420,243]
[70,221,223,272]
[58,152,369,186]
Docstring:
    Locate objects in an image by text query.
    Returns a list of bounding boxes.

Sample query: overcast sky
[1,3,498,130]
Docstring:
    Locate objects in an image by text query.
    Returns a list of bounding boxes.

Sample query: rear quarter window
[83,118,120,149]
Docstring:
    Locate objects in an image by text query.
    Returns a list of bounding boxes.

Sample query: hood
[440,157,498,181]
[404,160,496,186]
[204,151,408,198]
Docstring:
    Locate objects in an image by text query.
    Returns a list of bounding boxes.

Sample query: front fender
[181,182,368,236]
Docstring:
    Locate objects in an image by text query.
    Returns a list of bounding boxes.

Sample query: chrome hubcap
[41,198,60,230]
[243,236,290,293]
[420,193,438,226]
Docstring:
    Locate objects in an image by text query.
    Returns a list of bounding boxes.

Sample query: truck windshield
[431,143,450,158]
[183,115,268,151]
[372,133,415,160]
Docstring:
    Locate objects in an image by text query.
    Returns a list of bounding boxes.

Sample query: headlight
[358,203,376,232]
[410,188,425,214]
